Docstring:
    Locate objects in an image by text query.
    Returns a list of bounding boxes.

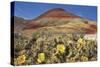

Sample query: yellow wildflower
[81,56,88,61]
[37,53,45,63]
[77,38,86,49]
[56,44,65,53]
[16,55,26,64]
[77,38,86,45]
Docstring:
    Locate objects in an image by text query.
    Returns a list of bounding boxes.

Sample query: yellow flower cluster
[56,44,65,53]
[16,55,26,64]
[77,38,86,44]
[77,38,86,49]
[81,56,88,61]
[37,53,45,63]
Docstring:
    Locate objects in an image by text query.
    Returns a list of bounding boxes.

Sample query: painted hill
[22,8,96,35]
[13,8,97,37]
[35,8,80,19]
[23,8,80,29]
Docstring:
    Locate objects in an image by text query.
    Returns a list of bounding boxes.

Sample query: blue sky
[12,1,97,21]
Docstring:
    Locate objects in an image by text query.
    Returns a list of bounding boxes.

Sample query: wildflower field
[13,30,97,65]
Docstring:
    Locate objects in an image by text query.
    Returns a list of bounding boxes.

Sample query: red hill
[36,8,80,20]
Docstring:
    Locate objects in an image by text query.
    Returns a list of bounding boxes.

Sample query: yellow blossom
[77,38,86,45]
[16,55,26,64]
[37,53,45,63]
[81,56,88,61]
[77,38,86,49]
[56,44,65,53]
